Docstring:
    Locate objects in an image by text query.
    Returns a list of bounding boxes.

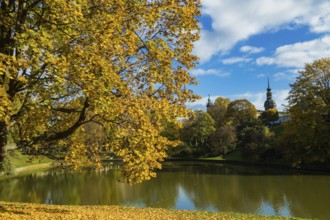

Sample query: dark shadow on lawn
[0,204,71,215]
[34,207,71,214]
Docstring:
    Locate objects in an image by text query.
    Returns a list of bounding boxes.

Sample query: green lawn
[0,149,53,178]
[6,149,53,169]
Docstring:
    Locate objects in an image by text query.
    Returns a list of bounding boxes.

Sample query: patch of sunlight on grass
[6,150,53,168]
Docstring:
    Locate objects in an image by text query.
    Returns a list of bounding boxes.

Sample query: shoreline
[0,162,53,179]
[165,157,330,173]
[2,157,329,179]
[0,201,303,220]
[14,162,53,174]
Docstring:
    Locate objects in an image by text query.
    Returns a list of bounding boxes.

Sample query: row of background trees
[164,58,330,167]
[165,98,275,161]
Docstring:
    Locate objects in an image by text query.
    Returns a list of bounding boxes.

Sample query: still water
[0,162,330,219]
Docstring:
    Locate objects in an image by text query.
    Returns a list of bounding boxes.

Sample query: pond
[0,162,329,219]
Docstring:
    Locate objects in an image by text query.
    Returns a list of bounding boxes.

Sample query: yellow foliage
[0,0,201,182]
[0,87,12,125]
[0,201,285,220]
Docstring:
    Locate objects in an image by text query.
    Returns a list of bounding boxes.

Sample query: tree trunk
[0,121,8,163]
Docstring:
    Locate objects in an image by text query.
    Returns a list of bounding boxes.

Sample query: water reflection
[0,162,329,219]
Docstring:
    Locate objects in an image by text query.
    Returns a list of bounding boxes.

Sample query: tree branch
[26,97,90,145]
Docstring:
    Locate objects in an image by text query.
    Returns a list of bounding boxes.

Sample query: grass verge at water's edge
[0,149,54,179]
[0,202,307,220]
[6,149,53,168]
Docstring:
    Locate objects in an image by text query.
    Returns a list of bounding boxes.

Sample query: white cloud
[240,46,264,54]
[231,90,289,111]
[295,1,330,33]
[273,69,301,81]
[273,90,290,111]
[194,0,330,62]
[191,68,230,77]
[231,92,265,111]
[187,90,289,112]
[222,57,252,64]
[256,57,275,66]
[256,73,266,78]
[193,30,232,62]
[256,35,330,68]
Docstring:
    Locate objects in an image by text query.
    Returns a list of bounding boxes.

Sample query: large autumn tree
[280,58,330,166]
[0,0,201,182]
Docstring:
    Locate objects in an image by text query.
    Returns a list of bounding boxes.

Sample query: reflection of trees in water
[171,163,330,220]
[0,169,125,205]
[0,162,329,219]
[280,175,330,220]
[123,173,179,208]
[178,165,264,213]
[0,167,179,208]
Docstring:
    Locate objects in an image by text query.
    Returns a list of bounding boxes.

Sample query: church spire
[206,94,212,109]
[264,77,276,110]
[267,76,270,90]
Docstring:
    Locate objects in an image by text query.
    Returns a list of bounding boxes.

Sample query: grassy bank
[203,150,244,161]
[6,150,53,169]
[0,150,53,178]
[0,202,304,220]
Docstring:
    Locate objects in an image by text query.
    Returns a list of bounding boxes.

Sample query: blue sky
[187,0,330,111]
